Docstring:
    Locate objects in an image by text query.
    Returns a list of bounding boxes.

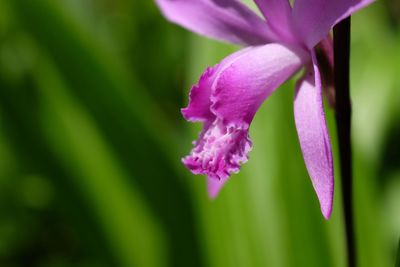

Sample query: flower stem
[333,17,355,267]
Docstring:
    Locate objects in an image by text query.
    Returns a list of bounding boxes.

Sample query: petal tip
[313,174,334,220]
[207,175,229,199]
[321,202,333,220]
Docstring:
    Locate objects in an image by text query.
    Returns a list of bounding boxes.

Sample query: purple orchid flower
[156,0,373,218]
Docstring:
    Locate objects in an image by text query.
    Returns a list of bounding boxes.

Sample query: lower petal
[294,52,334,219]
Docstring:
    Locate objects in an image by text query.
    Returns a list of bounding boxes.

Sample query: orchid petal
[212,43,307,126]
[294,52,334,219]
[207,175,229,198]
[293,0,374,48]
[182,43,307,197]
[155,0,276,45]
[182,47,253,122]
[253,0,295,42]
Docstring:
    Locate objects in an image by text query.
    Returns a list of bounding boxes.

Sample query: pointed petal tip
[207,176,228,199]
[207,185,219,199]
[321,200,333,220]
[315,172,334,220]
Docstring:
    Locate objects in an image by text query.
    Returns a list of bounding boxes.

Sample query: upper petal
[253,0,295,43]
[155,0,277,46]
[293,52,334,219]
[293,0,374,48]
[212,43,307,126]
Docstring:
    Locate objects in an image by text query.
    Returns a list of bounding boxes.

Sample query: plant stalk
[333,17,355,267]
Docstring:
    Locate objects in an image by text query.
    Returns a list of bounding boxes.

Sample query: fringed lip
[181,44,306,197]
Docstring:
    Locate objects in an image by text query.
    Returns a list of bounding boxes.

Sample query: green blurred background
[0,0,399,266]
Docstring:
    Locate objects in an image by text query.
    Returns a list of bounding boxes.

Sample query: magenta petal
[181,67,216,122]
[207,175,229,198]
[155,0,277,46]
[212,43,307,125]
[294,52,334,219]
[182,48,253,122]
[253,0,295,42]
[293,0,374,48]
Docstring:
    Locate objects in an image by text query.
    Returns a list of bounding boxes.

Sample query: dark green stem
[333,17,355,267]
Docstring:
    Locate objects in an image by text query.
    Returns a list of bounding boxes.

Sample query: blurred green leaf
[396,239,400,267]
[35,55,167,267]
